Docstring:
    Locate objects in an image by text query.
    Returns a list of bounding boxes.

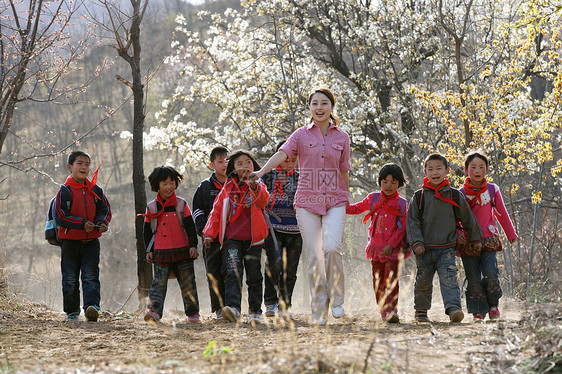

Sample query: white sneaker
[249,313,262,324]
[311,317,326,326]
[215,309,223,320]
[222,306,240,322]
[332,305,345,318]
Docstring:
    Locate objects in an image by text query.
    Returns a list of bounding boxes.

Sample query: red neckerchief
[422,177,463,208]
[229,176,251,224]
[64,162,103,200]
[211,178,224,190]
[362,191,403,224]
[462,177,488,208]
[141,192,178,219]
[269,166,295,210]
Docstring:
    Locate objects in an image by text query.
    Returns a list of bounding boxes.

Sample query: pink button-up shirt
[280,122,351,215]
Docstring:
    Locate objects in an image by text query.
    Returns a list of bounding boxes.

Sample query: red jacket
[55,179,112,240]
[203,177,270,246]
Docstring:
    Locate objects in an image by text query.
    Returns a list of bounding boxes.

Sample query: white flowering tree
[145,0,561,296]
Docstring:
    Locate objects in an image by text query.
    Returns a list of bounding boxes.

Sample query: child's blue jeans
[264,231,302,308]
[222,239,263,314]
[461,251,502,315]
[414,247,462,313]
[148,259,199,318]
[61,239,100,315]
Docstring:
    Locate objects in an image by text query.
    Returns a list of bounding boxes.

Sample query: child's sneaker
[215,309,223,320]
[249,313,262,325]
[66,313,79,320]
[311,317,326,326]
[448,308,464,323]
[144,310,160,324]
[384,312,400,324]
[488,307,500,320]
[414,310,430,322]
[85,305,101,322]
[473,313,486,321]
[188,313,200,323]
[331,305,345,318]
[265,304,278,317]
[222,306,240,323]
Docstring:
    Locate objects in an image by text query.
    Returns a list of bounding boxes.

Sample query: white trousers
[296,206,346,321]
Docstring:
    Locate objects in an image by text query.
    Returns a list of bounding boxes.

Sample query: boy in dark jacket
[406,153,481,323]
[192,146,228,319]
[55,151,111,321]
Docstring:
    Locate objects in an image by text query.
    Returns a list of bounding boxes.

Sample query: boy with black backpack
[406,153,481,323]
[54,151,111,321]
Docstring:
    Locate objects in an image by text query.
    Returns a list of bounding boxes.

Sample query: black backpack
[45,186,71,246]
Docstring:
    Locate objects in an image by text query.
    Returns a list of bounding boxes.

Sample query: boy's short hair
[424,153,449,169]
[378,163,406,187]
[226,150,261,178]
[148,164,184,192]
[464,150,489,169]
[210,146,229,163]
[67,151,91,166]
[276,140,286,152]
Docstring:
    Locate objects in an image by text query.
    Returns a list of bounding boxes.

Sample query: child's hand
[382,244,393,257]
[457,234,467,244]
[190,247,199,259]
[247,179,258,191]
[509,238,517,244]
[84,220,96,233]
[414,245,425,255]
[146,252,153,263]
[204,238,212,249]
[97,223,109,233]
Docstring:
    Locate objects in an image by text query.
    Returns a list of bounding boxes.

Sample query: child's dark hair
[148,164,184,192]
[226,150,261,178]
[67,151,91,165]
[210,146,229,163]
[424,153,449,169]
[276,140,286,152]
[464,150,489,170]
[378,163,406,187]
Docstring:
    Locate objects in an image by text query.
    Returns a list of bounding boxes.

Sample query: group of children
[54,147,516,325]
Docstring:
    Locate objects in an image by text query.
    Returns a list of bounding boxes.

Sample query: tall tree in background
[0,0,88,155]
[93,0,151,307]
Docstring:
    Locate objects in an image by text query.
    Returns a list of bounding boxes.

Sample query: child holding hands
[203,150,270,324]
[143,165,200,324]
[457,151,517,321]
[347,163,409,323]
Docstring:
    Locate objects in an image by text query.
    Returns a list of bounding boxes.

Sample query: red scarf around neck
[64,162,103,200]
[269,166,295,210]
[362,191,403,224]
[422,177,463,208]
[462,177,488,208]
[140,191,178,220]
[229,176,251,224]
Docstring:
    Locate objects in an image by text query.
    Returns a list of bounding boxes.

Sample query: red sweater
[203,177,270,246]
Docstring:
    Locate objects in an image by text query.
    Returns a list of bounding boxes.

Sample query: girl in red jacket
[203,150,270,324]
[346,163,409,323]
[143,165,200,324]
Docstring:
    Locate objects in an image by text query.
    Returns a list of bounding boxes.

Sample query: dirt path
[2,296,559,373]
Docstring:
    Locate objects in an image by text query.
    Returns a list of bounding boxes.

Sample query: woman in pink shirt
[250,88,351,325]
[457,151,517,321]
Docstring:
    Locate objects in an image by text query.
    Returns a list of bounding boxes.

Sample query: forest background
[0,0,560,321]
